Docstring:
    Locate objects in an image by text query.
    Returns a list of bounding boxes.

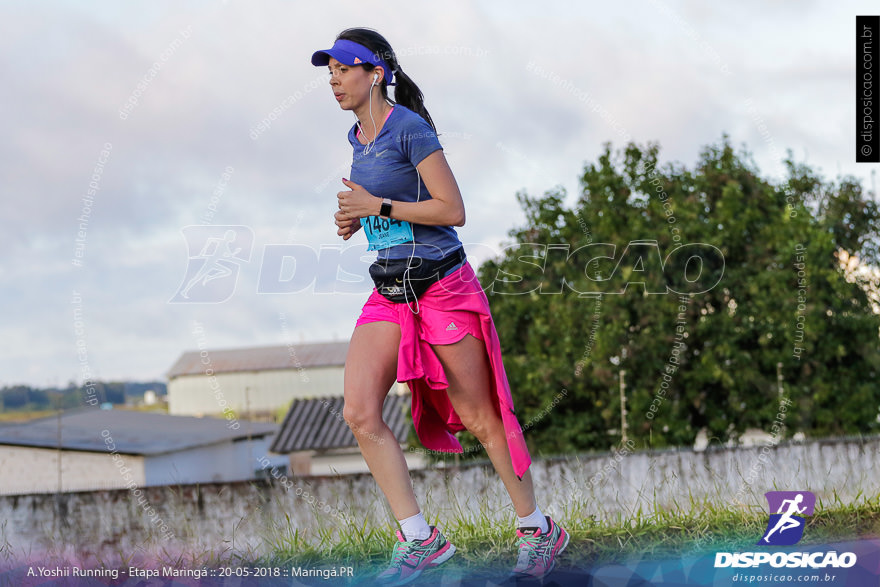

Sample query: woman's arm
[336,150,466,227]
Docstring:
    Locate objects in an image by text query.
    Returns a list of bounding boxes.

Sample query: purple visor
[311,39,395,86]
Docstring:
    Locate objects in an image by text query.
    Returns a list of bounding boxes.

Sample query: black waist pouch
[369,248,465,303]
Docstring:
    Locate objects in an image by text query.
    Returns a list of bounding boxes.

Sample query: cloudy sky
[1,1,875,388]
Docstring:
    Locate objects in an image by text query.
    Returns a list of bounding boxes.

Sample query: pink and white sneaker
[512,516,570,578]
[376,526,456,585]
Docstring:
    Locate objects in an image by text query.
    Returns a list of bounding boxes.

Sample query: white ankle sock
[517,506,549,533]
[398,512,431,541]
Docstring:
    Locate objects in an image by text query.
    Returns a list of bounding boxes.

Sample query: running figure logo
[759,491,816,546]
[170,226,254,303]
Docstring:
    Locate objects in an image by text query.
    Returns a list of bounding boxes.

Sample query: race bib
[362,215,415,251]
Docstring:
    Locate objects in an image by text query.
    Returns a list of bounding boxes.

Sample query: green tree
[474,138,880,455]
[0,386,31,410]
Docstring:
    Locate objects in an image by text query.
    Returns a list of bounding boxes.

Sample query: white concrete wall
[0,446,146,495]
[3,437,880,566]
[306,449,427,476]
[168,366,345,416]
[0,439,287,495]
[144,438,286,486]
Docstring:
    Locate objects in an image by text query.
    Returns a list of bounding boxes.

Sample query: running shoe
[376,526,456,585]
[512,516,569,578]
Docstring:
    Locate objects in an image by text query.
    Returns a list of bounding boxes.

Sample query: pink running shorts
[355,264,484,345]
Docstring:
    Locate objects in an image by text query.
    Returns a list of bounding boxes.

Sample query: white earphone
[360,73,380,155]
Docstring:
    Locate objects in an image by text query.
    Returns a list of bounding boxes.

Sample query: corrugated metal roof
[0,408,277,456]
[270,394,410,453]
[167,341,349,379]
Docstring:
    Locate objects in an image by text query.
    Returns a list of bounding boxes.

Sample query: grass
[243,489,880,573]
[0,521,12,563]
[4,454,877,578]
[1,490,876,584]
[0,404,168,423]
[0,409,57,423]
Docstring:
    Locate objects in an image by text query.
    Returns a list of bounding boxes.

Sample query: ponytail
[391,66,436,132]
[335,28,437,132]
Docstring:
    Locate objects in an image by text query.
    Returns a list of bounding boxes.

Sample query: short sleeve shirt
[348,105,462,260]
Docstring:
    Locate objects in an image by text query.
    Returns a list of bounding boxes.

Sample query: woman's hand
[337,178,380,220]
[334,210,362,240]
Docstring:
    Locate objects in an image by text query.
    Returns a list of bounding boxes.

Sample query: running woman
[312,28,568,584]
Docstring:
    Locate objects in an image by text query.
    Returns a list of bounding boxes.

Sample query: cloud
[1,1,868,386]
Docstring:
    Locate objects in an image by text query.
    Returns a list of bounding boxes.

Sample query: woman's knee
[342,400,384,434]
[459,409,502,443]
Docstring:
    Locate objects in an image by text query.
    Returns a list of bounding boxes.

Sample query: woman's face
[327,57,376,111]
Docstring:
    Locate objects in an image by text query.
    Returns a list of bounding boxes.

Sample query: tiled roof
[270,394,410,453]
[167,341,348,379]
[0,408,276,455]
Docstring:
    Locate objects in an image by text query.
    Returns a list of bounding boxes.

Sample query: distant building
[271,394,426,475]
[0,409,283,495]
[166,341,426,476]
[166,341,348,418]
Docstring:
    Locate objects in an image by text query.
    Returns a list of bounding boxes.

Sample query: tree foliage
[0,381,167,413]
[471,138,880,456]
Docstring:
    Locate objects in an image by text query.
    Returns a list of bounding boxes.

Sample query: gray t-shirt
[348,105,462,260]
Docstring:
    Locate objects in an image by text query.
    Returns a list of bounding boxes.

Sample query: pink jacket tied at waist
[395,262,532,479]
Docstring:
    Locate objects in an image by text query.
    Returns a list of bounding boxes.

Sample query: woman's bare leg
[343,320,420,520]
[430,334,537,517]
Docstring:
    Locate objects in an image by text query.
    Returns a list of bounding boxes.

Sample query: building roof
[0,408,277,456]
[167,341,349,379]
[271,394,410,453]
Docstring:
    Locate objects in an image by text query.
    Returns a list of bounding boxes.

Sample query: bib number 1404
[362,215,414,251]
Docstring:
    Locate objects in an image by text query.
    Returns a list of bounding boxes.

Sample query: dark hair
[336,28,436,132]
